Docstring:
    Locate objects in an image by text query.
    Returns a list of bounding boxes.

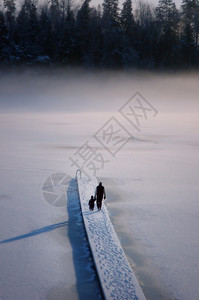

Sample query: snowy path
[77,174,146,300]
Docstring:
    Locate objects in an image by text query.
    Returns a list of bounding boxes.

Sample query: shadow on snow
[0,221,68,244]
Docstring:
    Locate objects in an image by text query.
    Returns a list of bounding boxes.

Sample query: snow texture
[77,174,146,300]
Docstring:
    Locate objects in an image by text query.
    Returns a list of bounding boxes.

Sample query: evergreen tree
[50,0,61,28]
[193,3,199,47]
[0,11,9,62]
[59,0,68,21]
[57,2,76,64]
[101,0,122,67]
[16,3,28,46]
[29,1,39,45]
[102,0,120,27]
[76,0,91,65]
[76,0,91,30]
[16,0,39,58]
[156,0,180,66]
[121,0,134,34]
[181,0,199,63]
[85,6,103,66]
[181,0,199,46]
[120,0,138,67]
[37,8,52,56]
[135,1,158,67]
[156,0,179,33]
[49,0,62,60]
[3,0,16,40]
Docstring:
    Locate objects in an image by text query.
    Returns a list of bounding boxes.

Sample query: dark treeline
[0,0,199,69]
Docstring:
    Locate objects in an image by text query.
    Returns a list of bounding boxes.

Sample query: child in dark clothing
[88,196,95,211]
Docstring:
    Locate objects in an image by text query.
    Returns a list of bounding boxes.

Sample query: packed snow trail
[77,174,146,300]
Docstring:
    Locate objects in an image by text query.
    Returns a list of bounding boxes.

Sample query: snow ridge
[77,175,146,300]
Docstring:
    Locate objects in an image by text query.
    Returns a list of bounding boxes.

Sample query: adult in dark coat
[95,182,106,210]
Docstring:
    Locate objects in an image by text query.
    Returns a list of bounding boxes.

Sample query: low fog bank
[0,69,199,114]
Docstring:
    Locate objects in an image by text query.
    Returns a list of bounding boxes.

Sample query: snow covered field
[0,70,199,300]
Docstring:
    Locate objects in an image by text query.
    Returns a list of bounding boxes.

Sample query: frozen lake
[0,70,199,299]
